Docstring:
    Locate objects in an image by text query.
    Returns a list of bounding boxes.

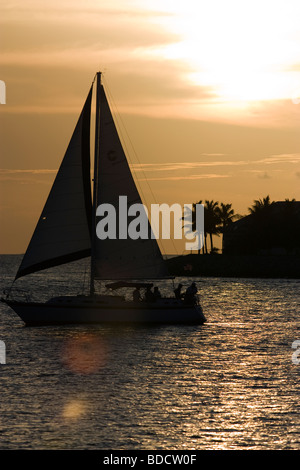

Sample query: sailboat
[2,73,206,326]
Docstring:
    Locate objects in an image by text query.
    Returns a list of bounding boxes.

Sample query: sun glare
[145,0,300,105]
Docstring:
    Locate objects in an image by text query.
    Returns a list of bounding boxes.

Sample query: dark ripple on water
[0,255,299,449]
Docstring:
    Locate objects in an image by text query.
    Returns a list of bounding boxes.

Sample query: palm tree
[204,200,220,253]
[216,202,238,253]
[248,195,274,215]
[216,202,236,229]
[182,201,207,254]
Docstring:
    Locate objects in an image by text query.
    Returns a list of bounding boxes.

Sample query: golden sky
[1,0,300,254]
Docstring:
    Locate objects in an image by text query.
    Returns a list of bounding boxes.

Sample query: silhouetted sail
[93,83,168,279]
[16,86,93,279]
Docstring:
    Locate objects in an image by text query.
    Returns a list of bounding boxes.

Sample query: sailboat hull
[2,296,206,326]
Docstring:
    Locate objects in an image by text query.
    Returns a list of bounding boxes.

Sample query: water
[0,255,299,450]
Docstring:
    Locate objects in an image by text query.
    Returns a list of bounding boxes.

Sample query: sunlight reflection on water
[61,333,107,375]
[0,256,299,449]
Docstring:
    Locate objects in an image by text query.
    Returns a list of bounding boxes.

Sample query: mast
[90,71,101,295]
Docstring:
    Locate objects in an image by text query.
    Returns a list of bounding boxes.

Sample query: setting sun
[144,0,300,105]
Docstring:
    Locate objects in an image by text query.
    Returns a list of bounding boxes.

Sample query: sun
[144,0,300,105]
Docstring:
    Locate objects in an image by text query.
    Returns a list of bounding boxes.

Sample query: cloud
[1,0,187,115]
[245,170,274,179]
[286,63,300,72]
[131,152,300,181]
[130,159,243,181]
[258,172,271,179]
[0,1,177,61]
[256,153,300,164]
[131,153,300,174]
[0,169,56,174]
[0,169,56,183]
[131,159,246,173]
[2,0,300,128]
[0,166,229,183]
[0,1,170,20]
[138,173,230,181]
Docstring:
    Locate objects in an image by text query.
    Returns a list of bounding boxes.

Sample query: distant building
[223,201,300,255]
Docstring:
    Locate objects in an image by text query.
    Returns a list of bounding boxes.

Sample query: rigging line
[92,73,97,84]
[101,76,148,199]
[101,75,179,258]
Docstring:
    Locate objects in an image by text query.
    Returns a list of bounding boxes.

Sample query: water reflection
[62,399,86,420]
[0,259,299,450]
[61,332,107,375]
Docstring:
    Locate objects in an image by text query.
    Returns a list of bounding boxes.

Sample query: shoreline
[166,254,300,279]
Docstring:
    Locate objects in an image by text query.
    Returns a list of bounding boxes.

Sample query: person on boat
[184,282,198,305]
[144,286,155,303]
[174,283,184,300]
[153,286,161,300]
[133,287,141,302]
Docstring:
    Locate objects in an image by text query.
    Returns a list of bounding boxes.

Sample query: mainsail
[92,78,168,279]
[16,86,93,279]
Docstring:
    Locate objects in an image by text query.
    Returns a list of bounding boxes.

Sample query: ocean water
[0,255,299,450]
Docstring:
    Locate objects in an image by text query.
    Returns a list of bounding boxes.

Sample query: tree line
[187,196,298,254]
